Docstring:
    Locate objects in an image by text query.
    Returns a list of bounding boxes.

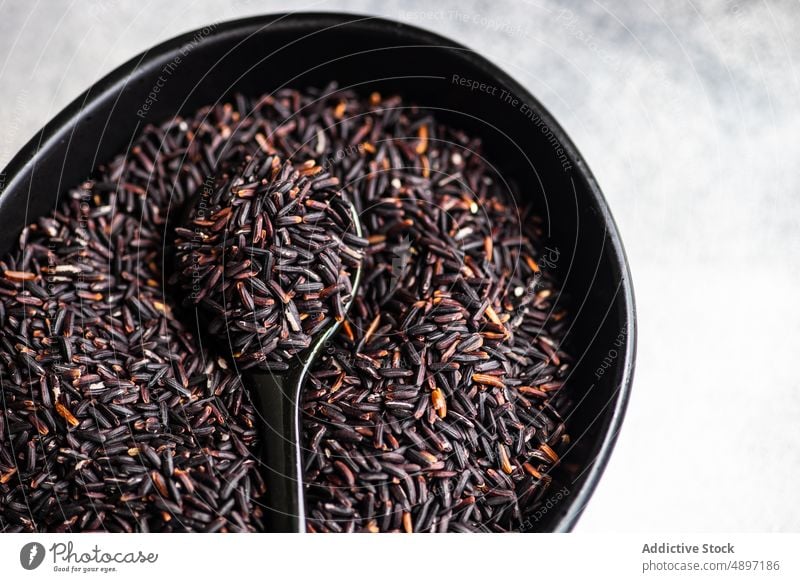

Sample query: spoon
[246,205,361,532]
[172,157,363,532]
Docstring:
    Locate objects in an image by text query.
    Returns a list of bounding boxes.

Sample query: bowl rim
[0,11,636,532]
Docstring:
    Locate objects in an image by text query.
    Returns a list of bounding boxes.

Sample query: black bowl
[0,12,636,532]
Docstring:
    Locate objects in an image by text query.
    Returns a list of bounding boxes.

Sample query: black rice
[173,156,362,370]
[253,87,577,533]
[0,84,575,534]
[0,110,268,532]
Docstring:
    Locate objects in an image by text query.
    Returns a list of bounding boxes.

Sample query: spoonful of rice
[172,155,364,532]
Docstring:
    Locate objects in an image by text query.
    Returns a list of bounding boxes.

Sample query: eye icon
[20,542,46,570]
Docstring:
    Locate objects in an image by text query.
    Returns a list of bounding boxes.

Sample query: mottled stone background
[1,0,798,531]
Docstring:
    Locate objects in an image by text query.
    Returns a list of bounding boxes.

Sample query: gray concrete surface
[1,0,798,531]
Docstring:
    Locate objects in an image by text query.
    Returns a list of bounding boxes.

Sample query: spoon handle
[250,371,305,533]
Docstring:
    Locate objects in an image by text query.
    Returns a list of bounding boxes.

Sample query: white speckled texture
[1,0,798,531]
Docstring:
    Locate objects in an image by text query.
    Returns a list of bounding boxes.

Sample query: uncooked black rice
[0,84,574,533]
